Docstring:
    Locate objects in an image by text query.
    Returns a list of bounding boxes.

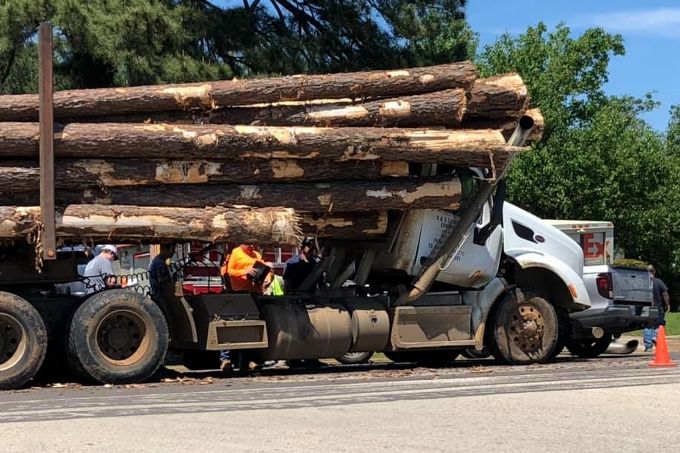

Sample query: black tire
[488,289,558,365]
[461,347,491,359]
[183,350,221,370]
[566,335,612,358]
[68,289,168,385]
[384,350,460,366]
[0,292,48,390]
[549,308,570,359]
[336,351,374,365]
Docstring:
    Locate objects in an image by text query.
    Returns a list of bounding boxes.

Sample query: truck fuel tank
[346,298,390,353]
[257,299,352,360]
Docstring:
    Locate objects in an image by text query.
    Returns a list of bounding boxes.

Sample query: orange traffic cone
[649,325,676,368]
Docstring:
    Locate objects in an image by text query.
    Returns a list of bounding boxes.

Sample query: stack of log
[0,61,542,245]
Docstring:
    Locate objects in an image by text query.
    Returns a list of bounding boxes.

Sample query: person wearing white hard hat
[83,244,118,294]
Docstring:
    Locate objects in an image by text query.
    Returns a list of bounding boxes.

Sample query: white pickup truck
[546,220,657,357]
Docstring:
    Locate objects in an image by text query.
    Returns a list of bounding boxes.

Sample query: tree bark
[213,89,466,127]
[0,62,477,121]
[0,159,410,198]
[300,211,388,238]
[463,73,528,120]
[0,122,519,167]
[466,107,545,145]
[0,205,301,245]
[524,108,544,144]
[59,89,467,128]
[47,175,471,212]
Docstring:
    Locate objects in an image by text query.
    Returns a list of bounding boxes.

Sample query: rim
[94,310,151,366]
[507,303,545,354]
[0,313,28,372]
[342,352,369,359]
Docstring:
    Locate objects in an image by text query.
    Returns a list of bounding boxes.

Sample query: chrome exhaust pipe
[606,339,639,355]
[507,115,535,147]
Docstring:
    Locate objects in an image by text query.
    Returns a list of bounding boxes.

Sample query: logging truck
[1,114,604,390]
[1,23,625,390]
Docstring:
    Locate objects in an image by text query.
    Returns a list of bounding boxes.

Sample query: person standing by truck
[83,245,118,294]
[283,237,318,293]
[644,265,671,352]
[148,244,175,300]
[148,243,176,323]
[227,244,274,294]
[222,244,279,372]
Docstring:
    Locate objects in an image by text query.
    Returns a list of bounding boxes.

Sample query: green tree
[477,23,680,278]
[0,0,476,93]
[667,105,680,156]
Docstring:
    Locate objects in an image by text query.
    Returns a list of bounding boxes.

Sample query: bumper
[569,304,660,333]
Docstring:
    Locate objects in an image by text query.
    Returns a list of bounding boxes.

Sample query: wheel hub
[96,312,146,362]
[0,313,25,370]
[509,304,545,353]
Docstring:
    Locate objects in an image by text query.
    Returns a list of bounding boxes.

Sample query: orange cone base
[648,326,676,367]
[649,359,677,368]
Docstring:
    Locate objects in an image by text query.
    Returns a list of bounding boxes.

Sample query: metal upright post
[39,22,56,260]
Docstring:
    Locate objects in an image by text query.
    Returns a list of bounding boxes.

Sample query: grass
[628,312,680,337]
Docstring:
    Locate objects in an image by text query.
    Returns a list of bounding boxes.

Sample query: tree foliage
[477,23,680,286]
[0,0,476,93]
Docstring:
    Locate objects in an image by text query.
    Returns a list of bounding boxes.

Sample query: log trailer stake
[39,22,56,260]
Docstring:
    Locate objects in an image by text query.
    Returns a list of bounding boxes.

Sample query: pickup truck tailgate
[612,266,652,304]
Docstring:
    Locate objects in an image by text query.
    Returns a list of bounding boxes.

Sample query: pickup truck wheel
[336,351,374,365]
[68,290,168,385]
[489,290,558,365]
[566,335,612,358]
[0,292,48,390]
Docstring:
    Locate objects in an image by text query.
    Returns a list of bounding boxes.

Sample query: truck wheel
[336,351,374,365]
[384,350,459,366]
[566,335,612,358]
[488,290,558,365]
[68,290,168,385]
[549,309,570,359]
[0,292,47,390]
[461,347,491,359]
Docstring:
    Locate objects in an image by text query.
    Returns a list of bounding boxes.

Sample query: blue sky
[467,0,680,131]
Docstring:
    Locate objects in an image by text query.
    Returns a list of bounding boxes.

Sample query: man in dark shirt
[643,265,671,352]
[283,237,323,369]
[283,237,318,293]
[148,243,175,301]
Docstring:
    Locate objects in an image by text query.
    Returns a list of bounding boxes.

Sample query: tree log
[58,89,467,128]
[213,89,466,127]
[0,122,520,167]
[0,205,301,245]
[524,108,545,144]
[468,107,545,145]
[0,62,477,121]
[463,73,528,120]
[300,211,388,238]
[0,159,410,199]
[47,175,472,212]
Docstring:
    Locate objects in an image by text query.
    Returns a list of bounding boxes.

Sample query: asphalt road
[1,352,679,452]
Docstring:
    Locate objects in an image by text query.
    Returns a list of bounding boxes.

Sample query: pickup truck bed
[571,264,656,335]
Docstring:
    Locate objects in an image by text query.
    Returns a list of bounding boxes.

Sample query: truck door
[374,202,502,289]
[429,199,503,288]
